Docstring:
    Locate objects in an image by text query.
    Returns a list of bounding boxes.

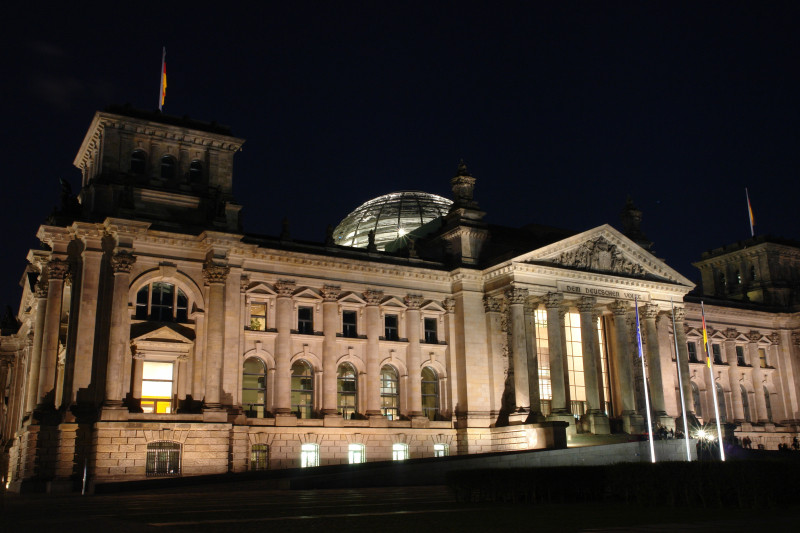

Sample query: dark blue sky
[1,1,798,310]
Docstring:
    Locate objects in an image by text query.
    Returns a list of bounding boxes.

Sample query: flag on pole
[634,296,656,463]
[746,188,755,237]
[701,301,726,462]
[701,311,711,368]
[159,47,167,111]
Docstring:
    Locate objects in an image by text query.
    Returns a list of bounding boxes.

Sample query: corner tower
[73,106,245,233]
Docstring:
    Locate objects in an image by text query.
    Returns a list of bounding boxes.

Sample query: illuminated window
[740,384,751,422]
[597,317,611,415]
[189,159,203,183]
[423,317,438,343]
[384,314,399,340]
[564,311,586,415]
[421,367,439,420]
[433,443,449,457]
[691,381,702,417]
[300,443,319,467]
[392,443,408,461]
[146,441,181,476]
[135,282,189,322]
[348,443,365,464]
[337,363,358,419]
[291,360,314,418]
[342,310,358,338]
[297,306,314,334]
[759,348,768,368]
[764,386,772,422]
[242,358,266,418]
[160,155,176,179]
[687,342,698,363]
[380,365,399,419]
[534,309,551,409]
[250,444,269,471]
[141,361,174,414]
[130,150,146,174]
[249,302,267,331]
[712,344,723,364]
[736,345,746,365]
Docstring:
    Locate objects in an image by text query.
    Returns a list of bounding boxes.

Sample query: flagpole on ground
[671,298,692,461]
[701,301,726,461]
[634,296,656,463]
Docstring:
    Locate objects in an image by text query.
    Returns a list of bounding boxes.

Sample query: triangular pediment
[421,301,446,313]
[339,292,367,305]
[381,296,407,309]
[245,282,277,296]
[515,225,693,286]
[294,288,322,300]
[131,324,195,344]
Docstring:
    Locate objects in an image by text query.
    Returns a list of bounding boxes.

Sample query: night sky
[2,2,798,311]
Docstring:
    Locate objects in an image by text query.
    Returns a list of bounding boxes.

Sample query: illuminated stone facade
[1,108,798,491]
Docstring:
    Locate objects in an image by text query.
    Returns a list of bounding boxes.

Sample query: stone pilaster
[363,289,383,417]
[203,262,230,413]
[578,297,609,434]
[101,252,136,417]
[36,259,69,410]
[748,330,767,422]
[672,307,696,426]
[543,293,568,416]
[642,304,667,418]
[25,280,48,415]
[443,298,458,419]
[71,242,104,406]
[273,280,295,416]
[524,298,544,422]
[723,328,744,422]
[405,294,424,418]
[321,285,341,417]
[610,299,643,434]
[484,296,505,417]
[505,287,530,414]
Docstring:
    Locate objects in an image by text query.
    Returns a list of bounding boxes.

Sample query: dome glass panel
[333,191,453,250]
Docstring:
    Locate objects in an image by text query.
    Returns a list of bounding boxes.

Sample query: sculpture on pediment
[552,236,645,277]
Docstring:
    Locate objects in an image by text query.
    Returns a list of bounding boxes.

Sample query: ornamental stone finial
[542,292,563,308]
[321,285,341,301]
[110,252,136,274]
[404,294,423,310]
[609,299,628,315]
[363,289,384,305]
[274,280,296,296]
[443,298,455,313]
[450,160,478,210]
[203,262,230,285]
[47,259,70,280]
[483,296,501,313]
[578,296,597,313]
[505,287,528,305]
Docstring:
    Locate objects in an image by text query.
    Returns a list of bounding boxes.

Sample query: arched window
[242,358,267,418]
[250,444,269,471]
[380,365,399,420]
[764,386,773,422]
[691,381,702,418]
[421,367,439,421]
[130,150,146,174]
[135,282,189,322]
[715,383,727,423]
[433,443,449,457]
[392,443,408,461]
[160,155,176,179]
[337,363,357,419]
[348,443,365,464]
[740,384,751,422]
[146,441,181,476]
[300,443,319,467]
[291,360,313,419]
[189,159,203,183]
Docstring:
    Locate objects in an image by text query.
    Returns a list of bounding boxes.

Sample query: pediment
[339,292,367,305]
[517,225,693,286]
[245,282,277,296]
[131,323,195,344]
[381,296,407,309]
[421,301,446,313]
[294,288,322,300]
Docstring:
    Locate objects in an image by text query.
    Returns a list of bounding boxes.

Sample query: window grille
[250,444,269,471]
[146,441,181,476]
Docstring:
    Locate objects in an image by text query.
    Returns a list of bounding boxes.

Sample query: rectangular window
[533,309,551,411]
[736,345,746,365]
[298,306,314,335]
[141,361,174,414]
[423,317,438,343]
[342,310,358,338]
[759,348,768,368]
[564,312,586,414]
[392,443,408,461]
[348,444,365,464]
[433,443,449,457]
[687,342,698,363]
[712,344,723,364]
[250,302,267,331]
[250,444,269,471]
[385,314,399,340]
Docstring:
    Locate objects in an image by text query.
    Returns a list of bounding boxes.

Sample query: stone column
[610,300,643,433]
[102,252,136,412]
[483,296,505,416]
[724,328,744,422]
[37,259,69,409]
[132,351,144,400]
[748,331,767,422]
[25,281,48,415]
[203,262,229,411]
[544,293,569,415]
[524,298,544,422]
[364,289,383,417]
[443,298,458,419]
[643,304,668,418]
[506,287,530,414]
[71,244,103,405]
[0,358,9,435]
[578,297,609,433]
[177,354,188,402]
[321,285,341,417]
[405,294,424,418]
[273,280,295,415]
[672,307,695,423]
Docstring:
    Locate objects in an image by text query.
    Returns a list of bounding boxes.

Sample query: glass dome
[333,191,453,250]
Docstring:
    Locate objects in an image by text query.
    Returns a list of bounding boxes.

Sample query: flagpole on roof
[158,47,167,112]
[746,188,755,238]
[634,296,656,463]
[701,301,726,461]
[671,298,692,461]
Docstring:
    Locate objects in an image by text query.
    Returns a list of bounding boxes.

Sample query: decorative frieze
[552,236,645,277]
[768,332,781,345]
[110,252,136,274]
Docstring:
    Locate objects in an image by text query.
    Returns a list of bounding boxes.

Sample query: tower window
[736,345,746,365]
[130,150,146,174]
[712,344,723,364]
[342,310,357,338]
[160,155,176,179]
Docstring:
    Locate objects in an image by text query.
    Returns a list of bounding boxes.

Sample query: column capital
[110,251,136,274]
[34,280,48,298]
[240,274,250,293]
[404,294,423,309]
[642,303,660,320]
[505,287,529,305]
[609,299,628,315]
[577,296,596,313]
[672,306,686,322]
[483,295,501,313]
[768,332,780,345]
[792,332,800,346]
[723,327,740,340]
[363,289,384,305]
[443,298,455,313]
[321,285,341,301]
[275,279,296,297]
[747,330,762,343]
[47,258,70,280]
[542,292,563,308]
[203,262,230,285]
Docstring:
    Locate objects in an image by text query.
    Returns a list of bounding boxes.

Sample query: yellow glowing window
[141,361,173,414]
